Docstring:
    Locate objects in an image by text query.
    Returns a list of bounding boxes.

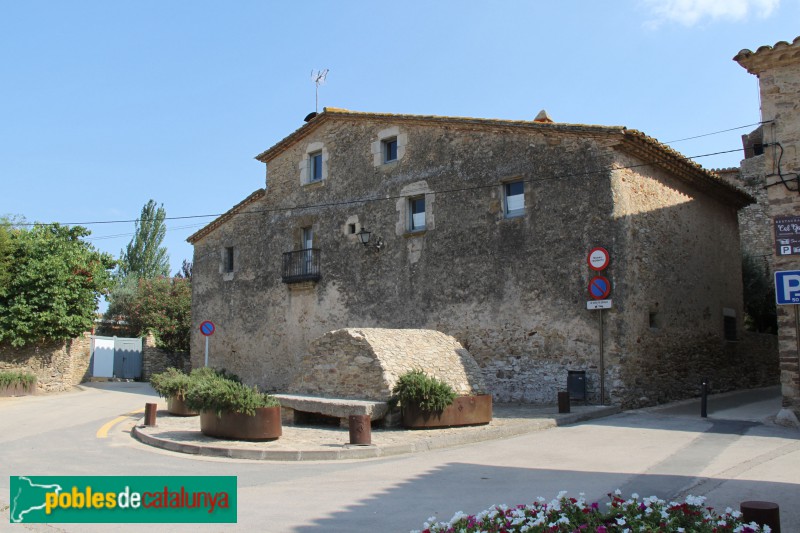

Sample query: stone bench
[274,394,394,427]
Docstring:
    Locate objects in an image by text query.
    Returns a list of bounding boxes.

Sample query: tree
[0,223,115,347]
[742,254,777,334]
[125,276,192,353]
[175,259,192,280]
[118,200,169,279]
[0,220,13,295]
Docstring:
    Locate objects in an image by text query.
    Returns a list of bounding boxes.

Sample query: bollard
[144,402,158,426]
[740,501,780,532]
[348,414,371,445]
[700,378,709,418]
[557,391,570,414]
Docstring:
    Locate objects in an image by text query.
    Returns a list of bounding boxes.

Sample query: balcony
[282,248,321,284]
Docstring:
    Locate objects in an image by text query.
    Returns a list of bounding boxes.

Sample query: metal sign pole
[204,336,209,368]
[599,309,605,406]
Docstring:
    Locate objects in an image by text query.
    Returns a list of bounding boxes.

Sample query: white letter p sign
[778,272,800,304]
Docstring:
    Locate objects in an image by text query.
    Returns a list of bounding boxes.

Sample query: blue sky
[2,0,798,279]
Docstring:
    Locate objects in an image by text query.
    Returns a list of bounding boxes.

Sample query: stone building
[188,107,775,408]
[735,36,800,422]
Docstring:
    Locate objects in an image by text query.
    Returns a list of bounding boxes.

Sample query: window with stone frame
[409,196,426,232]
[383,137,398,163]
[309,151,323,182]
[504,180,525,217]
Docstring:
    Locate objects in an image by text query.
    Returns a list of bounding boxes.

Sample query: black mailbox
[568,370,586,403]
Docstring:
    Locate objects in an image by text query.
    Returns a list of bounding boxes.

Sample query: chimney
[534,109,553,123]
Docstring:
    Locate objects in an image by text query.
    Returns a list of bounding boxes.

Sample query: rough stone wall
[609,154,753,407]
[142,333,191,379]
[0,333,92,392]
[717,160,773,270]
[736,38,800,418]
[190,115,749,407]
[288,328,486,400]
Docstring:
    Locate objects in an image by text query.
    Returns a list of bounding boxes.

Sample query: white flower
[677,528,685,532]
[616,517,627,525]
[631,492,639,499]
[685,494,706,506]
[614,489,622,496]
[557,490,568,499]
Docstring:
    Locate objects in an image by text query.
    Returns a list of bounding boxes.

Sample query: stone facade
[0,333,92,392]
[717,152,773,270]
[189,108,767,408]
[142,333,191,380]
[736,36,800,420]
[289,328,486,401]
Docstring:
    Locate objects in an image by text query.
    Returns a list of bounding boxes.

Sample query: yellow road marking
[96,408,146,439]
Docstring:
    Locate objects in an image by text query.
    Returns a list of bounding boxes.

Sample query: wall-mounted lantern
[356,228,383,250]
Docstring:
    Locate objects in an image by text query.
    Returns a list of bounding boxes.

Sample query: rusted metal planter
[200,406,282,441]
[402,394,492,429]
[0,382,36,397]
[167,395,198,416]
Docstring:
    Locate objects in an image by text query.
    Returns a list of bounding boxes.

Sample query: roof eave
[187,189,266,245]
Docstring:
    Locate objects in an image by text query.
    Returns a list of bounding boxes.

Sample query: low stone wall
[142,334,191,380]
[0,333,92,392]
[289,328,487,401]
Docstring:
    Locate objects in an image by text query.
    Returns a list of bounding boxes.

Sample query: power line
[14,146,747,230]
[664,120,772,143]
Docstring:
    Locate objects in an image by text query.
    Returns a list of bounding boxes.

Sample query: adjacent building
[735,36,800,422]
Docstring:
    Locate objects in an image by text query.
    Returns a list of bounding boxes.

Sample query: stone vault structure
[188,107,777,408]
[287,328,486,401]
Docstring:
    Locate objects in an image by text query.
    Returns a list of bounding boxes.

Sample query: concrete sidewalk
[133,402,620,461]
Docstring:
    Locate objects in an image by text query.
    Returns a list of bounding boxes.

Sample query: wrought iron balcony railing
[282,248,321,283]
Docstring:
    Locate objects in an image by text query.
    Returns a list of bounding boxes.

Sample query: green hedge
[183,367,278,417]
[390,369,456,413]
[0,370,37,391]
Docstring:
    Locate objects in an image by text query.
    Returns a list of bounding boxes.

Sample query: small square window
[409,196,426,231]
[384,138,398,163]
[224,247,234,273]
[309,151,323,182]
[504,181,525,217]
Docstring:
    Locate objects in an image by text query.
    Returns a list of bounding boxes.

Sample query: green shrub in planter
[0,370,37,391]
[389,369,456,413]
[149,368,191,399]
[184,371,278,417]
[189,366,241,383]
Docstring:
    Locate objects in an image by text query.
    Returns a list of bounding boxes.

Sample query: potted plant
[149,368,197,416]
[391,369,492,429]
[0,370,37,397]
[184,370,281,441]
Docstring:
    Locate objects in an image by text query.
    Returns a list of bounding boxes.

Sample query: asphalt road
[2,383,798,532]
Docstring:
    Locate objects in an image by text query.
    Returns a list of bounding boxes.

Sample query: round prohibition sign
[199,320,215,336]
[587,247,610,271]
[588,276,611,300]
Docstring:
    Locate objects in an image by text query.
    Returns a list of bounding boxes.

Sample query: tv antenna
[311,69,329,113]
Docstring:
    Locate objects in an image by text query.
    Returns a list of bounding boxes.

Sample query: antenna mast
[311,69,329,113]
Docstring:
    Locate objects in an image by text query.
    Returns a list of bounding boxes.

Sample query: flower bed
[414,492,770,532]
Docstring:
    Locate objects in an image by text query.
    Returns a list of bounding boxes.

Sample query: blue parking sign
[775,270,800,304]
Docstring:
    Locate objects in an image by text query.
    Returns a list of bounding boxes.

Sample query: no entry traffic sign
[199,320,215,336]
[588,276,611,300]
[587,247,610,271]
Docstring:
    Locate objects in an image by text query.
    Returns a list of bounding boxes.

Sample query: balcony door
[302,227,313,274]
